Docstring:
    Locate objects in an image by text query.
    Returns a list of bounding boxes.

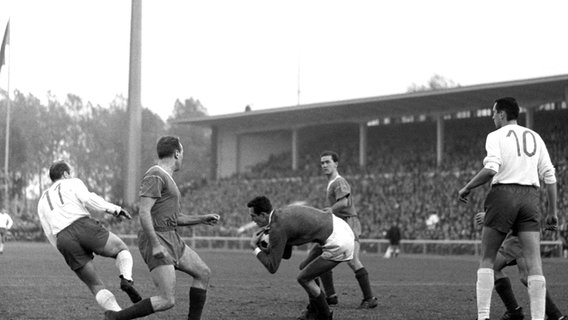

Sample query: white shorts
[321,215,355,262]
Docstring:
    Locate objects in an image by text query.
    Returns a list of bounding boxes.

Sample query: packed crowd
[10,107,568,242]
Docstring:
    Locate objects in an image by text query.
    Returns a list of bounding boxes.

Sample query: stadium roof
[174,74,568,130]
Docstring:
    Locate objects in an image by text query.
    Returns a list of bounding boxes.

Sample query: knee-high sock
[115,250,134,281]
[320,270,336,298]
[188,287,207,320]
[477,268,494,320]
[355,268,374,300]
[494,277,519,312]
[527,275,546,320]
[95,289,121,311]
[311,292,331,320]
[113,298,154,320]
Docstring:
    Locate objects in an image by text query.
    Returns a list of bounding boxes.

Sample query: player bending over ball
[248,195,355,320]
[474,212,566,320]
[37,160,142,312]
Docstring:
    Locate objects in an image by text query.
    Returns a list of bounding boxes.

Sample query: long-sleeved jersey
[255,205,346,274]
[37,178,121,247]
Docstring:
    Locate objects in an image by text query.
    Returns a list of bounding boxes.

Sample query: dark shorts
[345,216,361,241]
[499,233,522,266]
[138,229,187,271]
[484,184,540,234]
[0,227,6,237]
[56,217,110,271]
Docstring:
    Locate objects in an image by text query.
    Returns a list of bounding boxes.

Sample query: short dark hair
[494,97,519,121]
[157,136,182,159]
[247,196,273,215]
[320,150,339,163]
[49,160,71,182]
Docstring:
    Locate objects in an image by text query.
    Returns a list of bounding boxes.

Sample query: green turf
[1,242,567,319]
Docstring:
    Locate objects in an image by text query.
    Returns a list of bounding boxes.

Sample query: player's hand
[250,228,264,249]
[152,244,171,263]
[458,187,470,204]
[116,209,132,220]
[544,214,558,231]
[202,214,220,226]
[474,211,485,226]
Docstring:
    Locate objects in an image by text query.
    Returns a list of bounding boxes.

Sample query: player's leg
[346,240,377,308]
[75,261,122,311]
[105,265,176,320]
[493,252,523,320]
[478,226,507,320]
[518,231,546,320]
[177,244,211,320]
[298,256,339,320]
[0,229,5,253]
[95,229,142,303]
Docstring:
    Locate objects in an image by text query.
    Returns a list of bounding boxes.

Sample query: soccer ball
[258,230,270,250]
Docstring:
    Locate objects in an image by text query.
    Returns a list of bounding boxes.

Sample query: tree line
[0,90,210,218]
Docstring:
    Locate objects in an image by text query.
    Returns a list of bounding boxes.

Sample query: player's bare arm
[458,168,496,203]
[177,214,220,226]
[544,182,558,230]
[138,196,166,259]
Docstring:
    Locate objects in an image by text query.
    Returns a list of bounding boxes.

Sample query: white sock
[527,275,546,320]
[95,289,121,311]
[477,268,494,320]
[116,250,133,281]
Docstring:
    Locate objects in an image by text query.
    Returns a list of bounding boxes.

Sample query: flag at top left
[0,20,9,75]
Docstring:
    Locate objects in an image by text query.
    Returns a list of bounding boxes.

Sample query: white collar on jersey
[152,165,175,182]
[327,175,342,193]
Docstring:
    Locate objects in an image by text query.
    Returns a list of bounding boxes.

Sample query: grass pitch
[1,242,568,320]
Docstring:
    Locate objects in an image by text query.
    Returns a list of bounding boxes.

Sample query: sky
[1,1,568,120]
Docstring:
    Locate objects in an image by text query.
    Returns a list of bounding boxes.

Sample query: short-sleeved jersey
[326,175,357,218]
[37,178,120,246]
[139,165,181,230]
[483,124,556,187]
[0,212,13,229]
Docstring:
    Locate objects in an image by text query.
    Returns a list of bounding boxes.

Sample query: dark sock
[188,287,207,320]
[494,278,519,312]
[114,298,154,320]
[320,270,336,298]
[311,292,331,320]
[545,291,563,320]
[355,268,374,300]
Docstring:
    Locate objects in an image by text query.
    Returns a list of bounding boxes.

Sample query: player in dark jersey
[248,196,354,320]
[301,150,377,309]
[105,136,220,320]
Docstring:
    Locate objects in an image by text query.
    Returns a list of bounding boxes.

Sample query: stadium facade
[174,74,568,180]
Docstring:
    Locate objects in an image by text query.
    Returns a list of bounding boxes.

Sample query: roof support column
[291,128,298,171]
[210,126,218,180]
[359,122,367,168]
[525,106,534,129]
[436,114,444,168]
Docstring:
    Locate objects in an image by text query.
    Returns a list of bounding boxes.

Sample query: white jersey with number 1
[483,123,556,187]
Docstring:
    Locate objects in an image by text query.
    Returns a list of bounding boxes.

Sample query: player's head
[49,160,72,182]
[157,136,184,170]
[247,196,273,227]
[492,97,519,128]
[320,150,339,175]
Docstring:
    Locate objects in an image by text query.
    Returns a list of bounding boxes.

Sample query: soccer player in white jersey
[0,208,13,253]
[37,160,142,312]
[458,97,558,320]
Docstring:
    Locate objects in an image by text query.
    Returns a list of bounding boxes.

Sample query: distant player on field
[458,97,558,320]
[248,195,354,320]
[0,208,13,254]
[300,150,377,309]
[37,160,142,312]
[474,211,566,320]
[105,136,220,320]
